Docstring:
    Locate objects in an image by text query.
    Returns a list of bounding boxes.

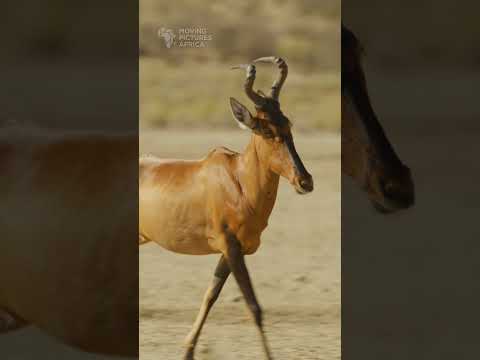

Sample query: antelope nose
[300,175,314,193]
[382,181,415,209]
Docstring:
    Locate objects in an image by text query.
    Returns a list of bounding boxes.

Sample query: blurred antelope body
[0,126,137,356]
[140,57,313,360]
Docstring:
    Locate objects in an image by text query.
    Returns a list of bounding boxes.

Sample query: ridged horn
[231,63,265,107]
[253,56,288,100]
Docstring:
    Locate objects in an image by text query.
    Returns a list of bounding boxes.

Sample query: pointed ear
[229,97,258,130]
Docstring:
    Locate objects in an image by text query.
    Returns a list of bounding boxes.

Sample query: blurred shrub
[140,0,339,71]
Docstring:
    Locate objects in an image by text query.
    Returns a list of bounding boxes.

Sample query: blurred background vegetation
[140,0,340,131]
[0,0,137,131]
[344,1,480,70]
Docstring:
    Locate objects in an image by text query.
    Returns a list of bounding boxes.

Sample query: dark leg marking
[184,255,230,360]
[224,232,273,360]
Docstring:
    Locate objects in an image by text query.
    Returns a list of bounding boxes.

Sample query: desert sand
[139,129,340,360]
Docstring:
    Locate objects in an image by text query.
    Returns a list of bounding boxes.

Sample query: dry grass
[140,0,340,131]
[140,58,340,131]
[140,0,339,71]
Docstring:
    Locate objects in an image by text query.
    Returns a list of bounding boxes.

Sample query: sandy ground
[139,129,340,360]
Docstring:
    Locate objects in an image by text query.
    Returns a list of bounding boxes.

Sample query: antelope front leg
[184,255,230,360]
[224,232,273,360]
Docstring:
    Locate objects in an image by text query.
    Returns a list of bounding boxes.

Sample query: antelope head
[230,57,314,194]
[342,25,414,213]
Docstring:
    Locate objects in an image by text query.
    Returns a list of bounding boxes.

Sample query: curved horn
[231,64,265,107]
[253,56,288,100]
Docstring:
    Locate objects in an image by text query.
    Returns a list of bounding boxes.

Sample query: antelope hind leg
[184,255,230,360]
[223,231,273,360]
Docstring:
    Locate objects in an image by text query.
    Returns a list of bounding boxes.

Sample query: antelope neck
[238,134,280,209]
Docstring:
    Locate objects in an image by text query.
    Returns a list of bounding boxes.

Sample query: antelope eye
[262,128,275,138]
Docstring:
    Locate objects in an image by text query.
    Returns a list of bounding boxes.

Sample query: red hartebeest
[139,57,313,360]
[342,24,415,213]
[0,126,137,356]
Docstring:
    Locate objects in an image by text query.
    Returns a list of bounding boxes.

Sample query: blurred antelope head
[342,25,414,213]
